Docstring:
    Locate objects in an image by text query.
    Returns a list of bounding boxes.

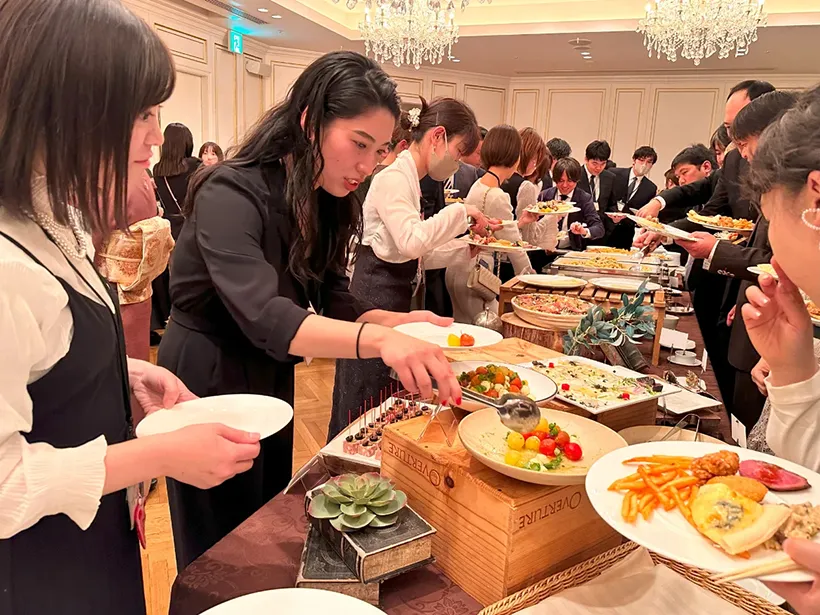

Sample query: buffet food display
[687,210,755,232]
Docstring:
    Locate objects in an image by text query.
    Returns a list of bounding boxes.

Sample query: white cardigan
[766,367,820,472]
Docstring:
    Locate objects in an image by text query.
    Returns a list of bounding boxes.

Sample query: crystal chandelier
[638,0,767,66]
[334,0,491,69]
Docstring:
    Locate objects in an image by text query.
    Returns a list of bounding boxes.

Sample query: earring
[801,208,820,231]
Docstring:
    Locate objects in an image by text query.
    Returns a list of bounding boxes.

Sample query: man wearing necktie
[605,146,659,248]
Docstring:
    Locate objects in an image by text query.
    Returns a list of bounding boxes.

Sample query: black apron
[328,245,418,440]
[0,232,144,615]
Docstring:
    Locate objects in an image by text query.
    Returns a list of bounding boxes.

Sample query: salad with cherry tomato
[502,417,583,472]
[457,364,532,399]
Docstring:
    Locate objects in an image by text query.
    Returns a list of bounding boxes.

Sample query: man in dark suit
[633,80,776,420]
[541,137,571,188]
[605,146,659,248]
[538,157,604,251]
[449,161,484,198]
[577,140,617,214]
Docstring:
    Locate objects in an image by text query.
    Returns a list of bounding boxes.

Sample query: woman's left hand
[128,359,197,415]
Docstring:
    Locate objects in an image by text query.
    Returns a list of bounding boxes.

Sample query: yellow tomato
[506,432,525,451]
[525,436,541,451]
[447,334,461,347]
[535,417,549,433]
[504,450,521,466]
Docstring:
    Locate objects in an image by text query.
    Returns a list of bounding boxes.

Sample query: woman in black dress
[0,1,260,613]
[152,123,202,330]
[158,51,463,570]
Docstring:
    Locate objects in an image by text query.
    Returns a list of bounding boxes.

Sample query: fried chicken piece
[690,450,740,481]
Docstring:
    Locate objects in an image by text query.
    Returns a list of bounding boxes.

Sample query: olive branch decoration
[563,280,657,355]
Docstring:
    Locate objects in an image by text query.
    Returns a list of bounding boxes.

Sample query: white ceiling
[179,0,820,75]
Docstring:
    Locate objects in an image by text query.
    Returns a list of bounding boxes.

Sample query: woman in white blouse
[447,125,540,322]
[0,2,261,612]
[330,98,496,437]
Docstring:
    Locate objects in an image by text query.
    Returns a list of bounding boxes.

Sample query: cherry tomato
[510,377,522,388]
[476,367,488,375]
[561,383,570,391]
[460,333,475,347]
[522,432,534,440]
[548,362,555,368]
[493,372,506,384]
[564,442,583,461]
[487,389,500,398]
[555,431,570,448]
[470,375,481,387]
[539,438,557,457]
[509,385,521,394]
[620,392,630,400]
[533,431,548,441]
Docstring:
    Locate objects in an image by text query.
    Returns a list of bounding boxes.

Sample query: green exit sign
[229,31,243,54]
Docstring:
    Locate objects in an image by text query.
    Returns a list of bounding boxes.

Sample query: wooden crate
[498,279,666,366]
[380,415,624,607]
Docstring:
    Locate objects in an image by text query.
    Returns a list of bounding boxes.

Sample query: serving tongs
[389,369,541,434]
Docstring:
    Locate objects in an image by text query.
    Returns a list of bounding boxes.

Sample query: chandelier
[335,0,490,69]
[638,0,767,66]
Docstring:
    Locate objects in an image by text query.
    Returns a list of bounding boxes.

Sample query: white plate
[618,425,723,445]
[135,394,293,440]
[586,441,820,582]
[748,265,777,279]
[201,588,386,614]
[668,354,702,367]
[393,322,502,349]
[449,360,558,410]
[693,220,754,235]
[627,215,696,241]
[666,305,695,315]
[525,205,580,216]
[516,274,587,290]
[521,356,680,415]
[459,408,627,485]
[589,277,661,293]
[660,338,696,351]
[463,237,541,253]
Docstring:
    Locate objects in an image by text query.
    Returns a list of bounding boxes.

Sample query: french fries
[609,455,699,525]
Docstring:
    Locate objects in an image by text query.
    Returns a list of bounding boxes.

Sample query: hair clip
[802,208,820,232]
[408,107,421,128]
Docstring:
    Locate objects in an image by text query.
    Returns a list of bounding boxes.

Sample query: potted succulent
[308,473,408,532]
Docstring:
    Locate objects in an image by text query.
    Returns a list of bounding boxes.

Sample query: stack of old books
[297,486,437,605]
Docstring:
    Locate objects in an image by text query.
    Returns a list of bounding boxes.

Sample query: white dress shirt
[360,150,469,269]
[0,180,113,539]
[584,165,600,208]
[626,169,643,206]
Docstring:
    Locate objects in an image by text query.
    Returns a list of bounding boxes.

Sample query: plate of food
[393,322,502,349]
[459,408,627,485]
[588,277,661,293]
[554,256,657,273]
[806,300,820,327]
[586,441,820,582]
[516,274,587,290]
[687,211,754,234]
[464,233,541,253]
[748,263,777,279]
[511,293,594,330]
[135,394,293,440]
[524,356,680,414]
[525,201,580,216]
[627,215,696,241]
[449,361,558,412]
[715,230,742,241]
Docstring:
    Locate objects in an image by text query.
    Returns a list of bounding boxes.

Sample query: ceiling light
[639,0,766,65]
[258,7,269,11]
[271,14,282,18]
[581,51,591,56]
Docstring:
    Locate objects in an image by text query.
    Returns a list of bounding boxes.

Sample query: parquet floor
[140,350,336,615]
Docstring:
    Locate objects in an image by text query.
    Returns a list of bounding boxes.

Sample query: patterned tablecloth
[169,473,482,615]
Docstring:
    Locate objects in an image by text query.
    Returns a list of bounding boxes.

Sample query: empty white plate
[393,322,502,349]
[589,277,661,293]
[517,274,587,289]
[200,588,385,615]
[135,394,293,440]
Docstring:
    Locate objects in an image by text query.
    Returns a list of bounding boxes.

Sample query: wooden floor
[140,354,336,615]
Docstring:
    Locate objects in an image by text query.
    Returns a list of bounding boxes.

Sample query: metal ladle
[389,369,542,434]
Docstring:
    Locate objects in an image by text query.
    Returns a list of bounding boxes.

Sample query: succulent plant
[308,473,408,532]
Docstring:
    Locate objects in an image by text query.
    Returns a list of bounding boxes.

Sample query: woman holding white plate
[0,2,262,613]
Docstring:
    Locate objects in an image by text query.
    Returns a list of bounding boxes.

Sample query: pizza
[512,293,593,315]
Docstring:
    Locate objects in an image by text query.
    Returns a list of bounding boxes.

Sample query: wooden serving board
[380,414,624,606]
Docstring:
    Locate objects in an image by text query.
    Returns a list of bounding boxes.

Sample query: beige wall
[127,0,819,182]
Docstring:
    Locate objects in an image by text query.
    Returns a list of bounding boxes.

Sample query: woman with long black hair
[0,1,260,612]
[158,51,464,569]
